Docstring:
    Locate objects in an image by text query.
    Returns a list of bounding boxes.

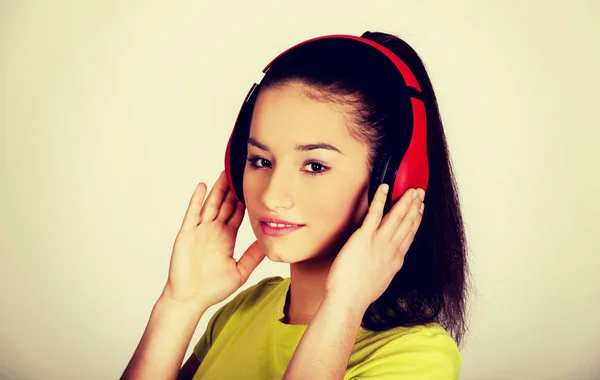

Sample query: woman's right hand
[161,170,266,310]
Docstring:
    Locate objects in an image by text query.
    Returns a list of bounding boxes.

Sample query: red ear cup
[223,34,429,211]
[390,97,429,203]
[369,88,428,213]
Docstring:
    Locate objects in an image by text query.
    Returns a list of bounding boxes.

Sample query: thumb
[237,240,266,283]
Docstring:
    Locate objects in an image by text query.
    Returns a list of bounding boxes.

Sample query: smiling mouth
[259,222,305,237]
[261,222,302,228]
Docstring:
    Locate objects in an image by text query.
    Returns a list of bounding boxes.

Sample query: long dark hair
[256,31,470,347]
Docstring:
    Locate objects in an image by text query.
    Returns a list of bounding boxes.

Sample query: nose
[260,167,295,211]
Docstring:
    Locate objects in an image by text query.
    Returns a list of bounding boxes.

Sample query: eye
[247,155,330,176]
[247,156,271,169]
[303,160,329,176]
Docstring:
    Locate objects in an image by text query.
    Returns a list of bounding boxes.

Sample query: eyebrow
[247,137,344,155]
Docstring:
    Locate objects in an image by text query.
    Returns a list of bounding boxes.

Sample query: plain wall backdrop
[1,1,599,379]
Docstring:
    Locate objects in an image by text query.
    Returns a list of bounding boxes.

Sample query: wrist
[155,292,209,321]
[159,286,211,314]
[322,290,369,321]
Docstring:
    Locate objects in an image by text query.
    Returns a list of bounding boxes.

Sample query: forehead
[248,83,358,148]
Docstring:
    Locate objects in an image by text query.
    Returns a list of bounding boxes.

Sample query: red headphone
[224,34,429,214]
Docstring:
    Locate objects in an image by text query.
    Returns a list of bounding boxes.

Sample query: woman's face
[242,82,372,263]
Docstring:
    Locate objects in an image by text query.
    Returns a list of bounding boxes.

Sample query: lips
[258,217,305,237]
[259,217,304,227]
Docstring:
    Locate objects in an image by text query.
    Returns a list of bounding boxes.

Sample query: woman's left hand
[325,184,425,311]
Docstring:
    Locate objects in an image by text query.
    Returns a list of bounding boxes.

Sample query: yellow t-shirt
[192,276,461,379]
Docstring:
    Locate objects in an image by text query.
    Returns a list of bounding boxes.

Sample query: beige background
[1,1,599,379]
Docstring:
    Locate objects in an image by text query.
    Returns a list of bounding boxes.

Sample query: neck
[284,251,337,325]
[283,221,361,325]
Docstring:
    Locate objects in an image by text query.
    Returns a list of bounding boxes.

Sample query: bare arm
[282,292,366,379]
[120,294,208,380]
[120,174,263,379]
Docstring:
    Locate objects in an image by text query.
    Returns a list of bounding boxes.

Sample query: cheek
[308,175,370,235]
[242,172,263,213]
[298,180,360,225]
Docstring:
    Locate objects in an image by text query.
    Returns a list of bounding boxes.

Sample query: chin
[261,246,304,263]
[267,245,337,266]
[257,242,312,264]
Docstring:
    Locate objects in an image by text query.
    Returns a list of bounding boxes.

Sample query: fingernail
[417,189,425,201]
[419,203,424,214]
[382,184,389,194]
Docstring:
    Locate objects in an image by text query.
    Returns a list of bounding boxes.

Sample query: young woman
[121,31,469,380]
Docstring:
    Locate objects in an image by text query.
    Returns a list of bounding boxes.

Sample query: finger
[199,171,229,223]
[216,187,236,222]
[227,199,246,228]
[378,188,419,241]
[391,196,424,251]
[398,224,418,258]
[362,184,389,231]
[237,240,266,284]
[180,182,208,232]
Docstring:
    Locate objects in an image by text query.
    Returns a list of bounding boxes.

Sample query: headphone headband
[261,34,422,93]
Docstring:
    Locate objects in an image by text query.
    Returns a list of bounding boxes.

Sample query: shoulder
[233,275,285,307]
[244,275,285,295]
[193,276,285,359]
[350,323,461,380]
